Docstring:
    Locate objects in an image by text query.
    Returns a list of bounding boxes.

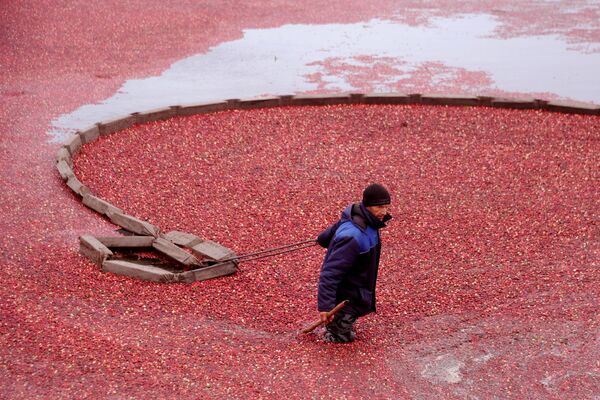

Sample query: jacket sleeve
[316,221,341,248]
[317,235,360,312]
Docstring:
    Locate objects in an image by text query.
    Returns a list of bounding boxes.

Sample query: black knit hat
[362,183,391,206]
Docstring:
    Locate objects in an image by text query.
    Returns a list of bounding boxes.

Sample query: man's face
[366,204,391,221]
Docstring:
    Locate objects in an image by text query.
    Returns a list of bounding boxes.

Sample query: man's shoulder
[335,220,363,239]
[334,221,377,253]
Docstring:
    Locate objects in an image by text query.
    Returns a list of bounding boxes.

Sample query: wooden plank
[477,96,494,107]
[96,236,155,248]
[55,147,72,167]
[66,176,91,197]
[190,240,235,261]
[363,93,414,104]
[237,97,281,109]
[420,94,480,106]
[490,97,537,109]
[78,125,100,144]
[64,134,82,156]
[56,160,75,180]
[180,261,238,283]
[80,235,113,266]
[288,94,351,106]
[102,259,177,282]
[278,95,294,106]
[163,231,203,247]
[82,194,122,216]
[175,101,229,116]
[97,115,136,136]
[545,100,600,115]
[349,93,365,103]
[109,212,161,237]
[132,106,177,124]
[152,238,201,267]
[226,99,240,108]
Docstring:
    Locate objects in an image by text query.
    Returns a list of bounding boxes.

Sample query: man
[316,183,392,343]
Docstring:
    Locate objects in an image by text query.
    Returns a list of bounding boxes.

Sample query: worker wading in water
[316,183,392,343]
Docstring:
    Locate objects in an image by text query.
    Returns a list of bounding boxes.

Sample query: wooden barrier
[58,92,598,282]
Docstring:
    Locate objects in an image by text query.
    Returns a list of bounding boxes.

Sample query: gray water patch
[49,14,600,142]
[540,372,556,387]
[472,352,494,363]
[420,353,464,384]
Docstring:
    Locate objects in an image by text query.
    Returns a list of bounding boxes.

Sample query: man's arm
[317,235,360,312]
[316,220,343,248]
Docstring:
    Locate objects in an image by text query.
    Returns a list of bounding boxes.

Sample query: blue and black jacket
[317,202,388,317]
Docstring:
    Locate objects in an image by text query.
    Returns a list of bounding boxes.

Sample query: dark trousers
[324,310,357,343]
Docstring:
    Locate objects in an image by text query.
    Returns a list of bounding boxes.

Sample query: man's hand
[320,311,334,324]
[302,301,348,334]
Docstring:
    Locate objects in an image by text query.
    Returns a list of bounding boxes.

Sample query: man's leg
[324,311,357,343]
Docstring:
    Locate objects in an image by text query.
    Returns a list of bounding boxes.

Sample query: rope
[232,242,318,262]
[218,239,319,264]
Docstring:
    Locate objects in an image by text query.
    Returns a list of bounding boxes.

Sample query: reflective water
[50,14,600,141]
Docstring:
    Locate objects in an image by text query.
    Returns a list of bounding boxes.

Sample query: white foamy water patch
[49,14,600,142]
[420,353,464,384]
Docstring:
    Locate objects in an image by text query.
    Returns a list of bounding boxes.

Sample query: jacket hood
[340,202,387,230]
